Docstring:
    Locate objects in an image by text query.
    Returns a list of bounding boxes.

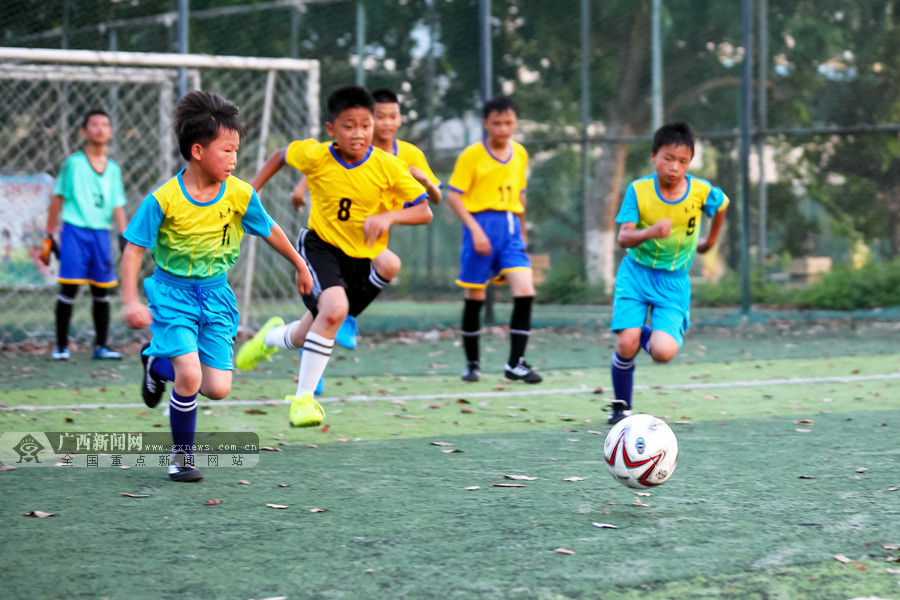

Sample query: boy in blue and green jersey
[608,122,728,424]
[121,91,312,482]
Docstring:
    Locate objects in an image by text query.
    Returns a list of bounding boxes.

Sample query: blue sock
[151,357,175,382]
[640,326,653,356]
[169,390,198,459]
[611,352,636,408]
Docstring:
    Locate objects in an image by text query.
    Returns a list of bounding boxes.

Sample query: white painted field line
[2,371,900,412]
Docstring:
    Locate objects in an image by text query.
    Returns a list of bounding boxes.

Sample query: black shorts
[296,228,373,317]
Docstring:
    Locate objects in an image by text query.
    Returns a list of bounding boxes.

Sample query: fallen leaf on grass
[119,493,150,498]
[0,466,17,471]
[592,522,619,529]
[492,483,525,488]
[554,548,576,555]
[794,419,813,424]
[423,403,444,409]
[238,480,251,485]
[799,475,816,479]
[562,477,585,482]
[320,425,330,433]
[259,446,282,452]
[833,554,852,563]
[795,428,811,433]
[460,408,474,414]
[310,508,328,513]
[883,543,900,550]
[266,504,289,509]
[587,430,604,435]
[244,409,267,415]
[24,511,54,518]
[464,486,480,491]
[635,492,652,497]
[856,467,869,473]
[886,568,900,575]
[442,449,465,454]
[205,499,222,505]
[505,475,537,481]
[277,484,291,488]
[493,385,506,391]
[888,486,899,492]
[431,441,453,446]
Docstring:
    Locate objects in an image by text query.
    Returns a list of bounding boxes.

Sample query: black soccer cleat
[461,361,480,382]
[168,451,203,482]
[504,358,542,384]
[607,399,633,425]
[140,343,165,409]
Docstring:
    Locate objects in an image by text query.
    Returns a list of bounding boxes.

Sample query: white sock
[265,320,301,350]
[296,331,334,396]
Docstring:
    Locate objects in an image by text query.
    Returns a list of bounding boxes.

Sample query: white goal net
[0,47,320,345]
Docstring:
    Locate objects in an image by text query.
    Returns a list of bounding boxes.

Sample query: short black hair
[327,86,374,122]
[483,96,517,119]
[371,88,399,104]
[174,91,244,161]
[652,122,694,155]
[82,109,110,129]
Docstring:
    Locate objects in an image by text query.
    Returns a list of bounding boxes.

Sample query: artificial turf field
[2,303,900,599]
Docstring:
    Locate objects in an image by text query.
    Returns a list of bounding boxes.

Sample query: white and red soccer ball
[604,413,678,489]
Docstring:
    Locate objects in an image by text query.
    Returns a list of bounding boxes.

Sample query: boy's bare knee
[202,384,231,400]
[375,251,401,280]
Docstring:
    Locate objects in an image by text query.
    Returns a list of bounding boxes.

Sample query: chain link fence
[3,0,900,344]
[0,48,319,343]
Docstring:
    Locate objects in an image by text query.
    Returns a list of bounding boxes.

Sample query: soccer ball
[604,413,678,489]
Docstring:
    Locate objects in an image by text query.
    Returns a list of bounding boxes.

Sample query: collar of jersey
[481,140,513,165]
[329,144,373,169]
[653,173,692,204]
[177,169,226,206]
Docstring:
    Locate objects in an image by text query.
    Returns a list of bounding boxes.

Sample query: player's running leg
[53,283,78,360]
[90,286,122,359]
[610,328,641,425]
[503,271,541,383]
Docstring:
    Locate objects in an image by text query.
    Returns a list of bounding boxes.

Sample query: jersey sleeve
[123,194,165,248]
[702,186,729,217]
[447,147,475,195]
[388,160,428,209]
[52,156,70,197]
[240,188,276,237]
[408,146,441,187]
[284,139,319,173]
[615,183,640,224]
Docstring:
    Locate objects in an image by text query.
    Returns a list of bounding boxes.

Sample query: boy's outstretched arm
[697,209,727,254]
[263,223,313,295]
[120,243,153,329]
[409,166,442,204]
[250,148,287,191]
[446,189,491,256]
[617,219,672,249]
[363,201,432,247]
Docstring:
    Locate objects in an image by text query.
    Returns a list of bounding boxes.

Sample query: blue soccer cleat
[334,315,358,349]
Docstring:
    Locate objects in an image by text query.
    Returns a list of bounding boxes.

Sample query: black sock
[461,299,483,364]
[508,296,533,366]
[351,267,390,316]
[91,286,110,348]
[55,284,78,350]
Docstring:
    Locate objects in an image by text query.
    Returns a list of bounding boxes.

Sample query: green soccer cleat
[235,316,285,371]
[287,393,325,428]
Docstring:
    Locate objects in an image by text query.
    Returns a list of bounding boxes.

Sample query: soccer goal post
[0,47,320,344]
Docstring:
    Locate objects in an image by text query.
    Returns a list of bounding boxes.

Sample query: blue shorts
[143,268,239,370]
[456,210,531,289]
[57,224,117,287]
[610,255,691,347]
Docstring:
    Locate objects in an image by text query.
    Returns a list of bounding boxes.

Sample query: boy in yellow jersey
[121,91,312,481]
[41,109,129,361]
[289,88,441,355]
[608,122,728,425]
[235,86,432,427]
[446,96,541,384]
